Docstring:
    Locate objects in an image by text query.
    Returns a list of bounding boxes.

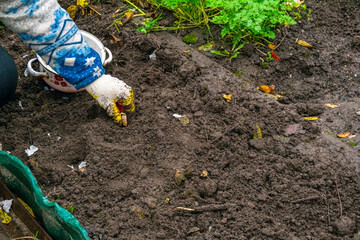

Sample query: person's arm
[0,0,134,125]
[0,0,103,89]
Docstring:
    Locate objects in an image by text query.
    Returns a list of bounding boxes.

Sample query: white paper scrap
[25,145,38,156]
[149,51,157,60]
[0,199,13,213]
[78,161,87,169]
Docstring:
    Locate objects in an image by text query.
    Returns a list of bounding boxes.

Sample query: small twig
[26,126,33,145]
[177,203,236,212]
[335,178,343,216]
[211,122,241,143]
[274,27,288,50]
[203,120,209,142]
[255,48,267,56]
[12,237,37,240]
[89,6,102,16]
[46,186,57,198]
[291,195,320,203]
[327,200,330,226]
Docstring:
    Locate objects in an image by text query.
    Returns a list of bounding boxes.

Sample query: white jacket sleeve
[0,0,104,89]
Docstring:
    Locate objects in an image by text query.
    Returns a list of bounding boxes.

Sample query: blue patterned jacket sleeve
[0,0,104,89]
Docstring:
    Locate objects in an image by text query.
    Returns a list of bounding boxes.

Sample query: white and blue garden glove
[0,0,134,126]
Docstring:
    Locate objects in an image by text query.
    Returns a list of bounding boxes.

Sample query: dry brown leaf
[285,124,305,136]
[269,85,276,96]
[134,0,149,8]
[174,169,185,185]
[110,34,123,46]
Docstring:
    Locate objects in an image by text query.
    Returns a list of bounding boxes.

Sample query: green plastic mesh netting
[0,151,89,240]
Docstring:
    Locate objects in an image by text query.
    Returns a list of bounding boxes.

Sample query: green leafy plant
[136,16,200,33]
[183,34,199,44]
[267,51,274,61]
[147,0,219,30]
[211,49,239,61]
[207,0,297,51]
[65,205,74,214]
[262,61,269,69]
[134,0,308,58]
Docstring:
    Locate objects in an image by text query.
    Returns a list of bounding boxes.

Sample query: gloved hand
[85,74,135,126]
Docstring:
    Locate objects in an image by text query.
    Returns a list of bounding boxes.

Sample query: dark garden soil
[0,0,359,239]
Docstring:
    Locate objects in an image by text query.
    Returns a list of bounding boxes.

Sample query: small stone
[333,216,355,235]
[257,191,268,201]
[194,111,204,117]
[142,197,157,209]
[353,231,360,240]
[198,179,217,197]
[188,227,200,234]
[248,138,266,150]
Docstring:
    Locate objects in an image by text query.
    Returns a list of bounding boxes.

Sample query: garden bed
[0,0,359,239]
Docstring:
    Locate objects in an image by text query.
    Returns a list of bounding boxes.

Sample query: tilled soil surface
[0,0,359,239]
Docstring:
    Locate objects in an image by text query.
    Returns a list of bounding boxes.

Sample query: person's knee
[0,46,18,108]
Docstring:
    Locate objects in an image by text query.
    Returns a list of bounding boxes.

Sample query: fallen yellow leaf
[123,11,135,24]
[174,170,185,186]
[66,5,78,20]
[0,209,11,224]
[348,135,356,139]
[296,39,312,48]
[77,0,89,7]
[18,198,35,218]
[253,125,262,139]
[268,44,276,50]
[337,132,351,138]
[200,170,208,178]
[304,117,318,121]
[199,41,215,51]
[325,104,338,108]
[259,85,271,94]
[223,94,232,102]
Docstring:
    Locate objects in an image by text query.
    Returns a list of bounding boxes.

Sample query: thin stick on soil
[89,6,102,16]
[211,122,241,143]
[291,195,320,203]
[327,200,330,226]
[255,48,267,56]
[274,27,288,50]
[335,178,343,216]
[177,203,236,212]
[203,120,209,142]
[12,237,37,240]
[26,126,33,145]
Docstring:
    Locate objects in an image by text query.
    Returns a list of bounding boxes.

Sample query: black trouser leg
[0,45,18,108]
